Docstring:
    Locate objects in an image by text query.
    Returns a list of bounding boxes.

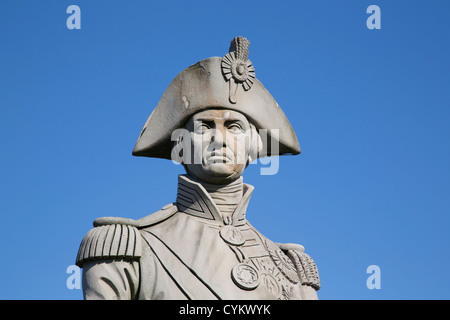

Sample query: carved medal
[220,225,245,246]
[231,263,260,290]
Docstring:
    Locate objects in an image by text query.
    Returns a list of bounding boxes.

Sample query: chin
[206,163,235,176]
[188,163,243,184]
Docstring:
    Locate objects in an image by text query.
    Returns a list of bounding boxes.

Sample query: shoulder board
[136,203,178,228]
[93,216,139,228]
[75,217,142,267]
[276,242,305,253]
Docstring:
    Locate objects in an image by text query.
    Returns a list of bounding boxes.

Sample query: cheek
[227,134,250,159]
[191,133,209,152]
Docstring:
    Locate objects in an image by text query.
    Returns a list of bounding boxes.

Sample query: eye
[227,123,243,133]
[195,122,210,134]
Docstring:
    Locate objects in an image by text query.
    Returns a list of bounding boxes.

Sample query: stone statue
[75,37,320,300]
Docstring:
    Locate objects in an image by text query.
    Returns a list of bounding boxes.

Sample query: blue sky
[0,1,449,300]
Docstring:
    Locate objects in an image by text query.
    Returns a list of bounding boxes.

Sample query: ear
[171,133,185,165]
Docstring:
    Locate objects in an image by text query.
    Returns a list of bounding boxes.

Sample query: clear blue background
[0,0,449,300]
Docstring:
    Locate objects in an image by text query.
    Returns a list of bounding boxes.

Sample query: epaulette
[75,217,142,268]
[279,243,321,291]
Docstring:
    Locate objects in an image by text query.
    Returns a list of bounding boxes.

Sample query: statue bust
[75,37,320,300]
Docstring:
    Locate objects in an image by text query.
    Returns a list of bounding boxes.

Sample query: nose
[210,127,227,148]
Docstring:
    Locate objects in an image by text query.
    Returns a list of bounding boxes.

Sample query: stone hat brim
[132,57,300,160]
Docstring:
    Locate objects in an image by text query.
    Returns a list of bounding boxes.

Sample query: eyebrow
[193,119,248,129]
[224,119,246,125]
[194,116,246,122]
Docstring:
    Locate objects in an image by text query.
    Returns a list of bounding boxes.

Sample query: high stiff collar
[175,175,254,226]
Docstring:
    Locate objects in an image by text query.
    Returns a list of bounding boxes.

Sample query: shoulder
[75,203,178,267]
[135,203,178,228]
[277,242,321,291]
[75,216,142,268]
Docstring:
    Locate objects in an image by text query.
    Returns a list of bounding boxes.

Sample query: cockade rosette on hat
[132,36,300,160]
[221,36,256,103]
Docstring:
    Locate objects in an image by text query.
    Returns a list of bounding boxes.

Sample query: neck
[187,175,243,224]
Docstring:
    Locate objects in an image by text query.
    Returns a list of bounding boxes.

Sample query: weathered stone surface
[76,36,319,300]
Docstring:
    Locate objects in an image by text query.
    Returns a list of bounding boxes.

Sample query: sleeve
[82,259,140,300]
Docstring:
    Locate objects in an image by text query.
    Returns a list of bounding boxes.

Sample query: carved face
[183,109,253,184]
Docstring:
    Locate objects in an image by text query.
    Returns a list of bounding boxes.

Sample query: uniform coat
[76,175,320,300]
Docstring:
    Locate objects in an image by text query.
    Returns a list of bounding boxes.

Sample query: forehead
[190,109,248,122]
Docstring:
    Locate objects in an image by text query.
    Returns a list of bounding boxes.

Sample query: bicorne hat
[132,37,300,160]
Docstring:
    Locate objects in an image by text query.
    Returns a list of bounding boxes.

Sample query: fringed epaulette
[75,217,142,267]
[279,243,321,291]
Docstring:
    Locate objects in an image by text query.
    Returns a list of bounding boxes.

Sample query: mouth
[205,152,232,164]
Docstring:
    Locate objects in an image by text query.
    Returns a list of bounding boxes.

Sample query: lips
[205,151,233,164]
[207,156,231,164]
